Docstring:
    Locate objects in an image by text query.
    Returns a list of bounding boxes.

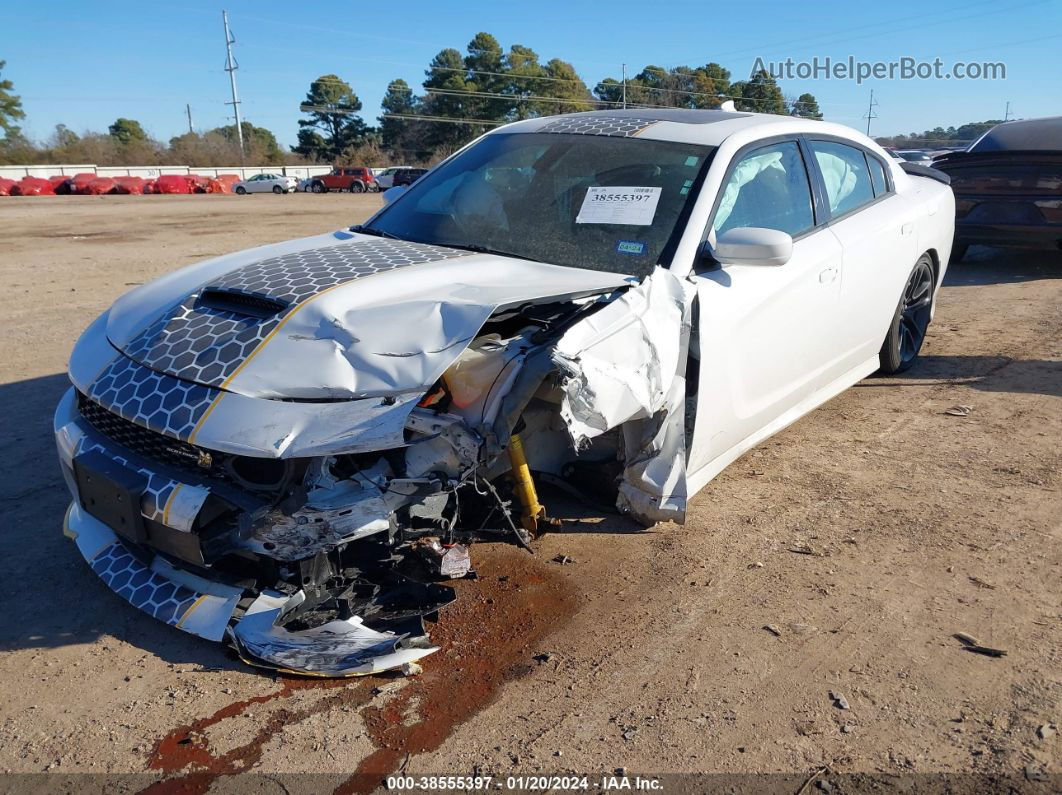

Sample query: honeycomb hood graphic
[93,232,630,407]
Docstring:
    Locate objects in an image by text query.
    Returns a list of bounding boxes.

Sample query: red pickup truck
[310,166,378,194]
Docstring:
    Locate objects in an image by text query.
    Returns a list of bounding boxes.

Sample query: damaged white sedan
[55,109,955,676]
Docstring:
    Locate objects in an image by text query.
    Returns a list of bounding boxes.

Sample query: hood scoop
[195,288,290,320]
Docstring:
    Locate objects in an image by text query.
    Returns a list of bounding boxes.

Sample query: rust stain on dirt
[142,544,577,794]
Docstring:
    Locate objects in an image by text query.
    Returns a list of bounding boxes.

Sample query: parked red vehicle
[114,177,147,195]
[0,177,17,196]
[86,177,118,195]
[70,172,97,194]
[186,174,212,193]
[153,175,193,194]
[309,166,378,193]
[213,174,241,193]
[13,177,55,196]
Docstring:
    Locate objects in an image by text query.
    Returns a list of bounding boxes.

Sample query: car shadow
[860,355,1062,399]
[0,372,243,670]
[944,246,1062,287]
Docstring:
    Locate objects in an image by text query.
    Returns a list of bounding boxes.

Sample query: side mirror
[381,186,407,204]
[705,227,793,267]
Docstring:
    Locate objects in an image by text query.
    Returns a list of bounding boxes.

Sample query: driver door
[687,138,845,482]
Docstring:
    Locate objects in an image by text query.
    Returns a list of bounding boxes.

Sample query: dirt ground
[0,194,1058,791]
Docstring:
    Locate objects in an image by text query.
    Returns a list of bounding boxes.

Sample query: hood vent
[195,288,290,319]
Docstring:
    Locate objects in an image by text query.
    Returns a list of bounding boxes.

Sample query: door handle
[819,267,838,284]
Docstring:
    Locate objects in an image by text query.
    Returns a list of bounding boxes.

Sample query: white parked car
[233,173,298,194]
[893,149,936,167]
[55,109,954,676]
[295,177,317,193]
[374,166,413,190]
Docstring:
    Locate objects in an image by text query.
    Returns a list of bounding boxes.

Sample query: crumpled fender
[552,267,695,524]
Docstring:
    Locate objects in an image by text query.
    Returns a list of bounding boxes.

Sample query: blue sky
[5,0,1060,148]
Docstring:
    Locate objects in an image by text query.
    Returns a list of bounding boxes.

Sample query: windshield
[365,132,714,277]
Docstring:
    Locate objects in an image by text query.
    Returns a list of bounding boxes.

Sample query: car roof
[971,115,1062,152]
[494,108,868,149]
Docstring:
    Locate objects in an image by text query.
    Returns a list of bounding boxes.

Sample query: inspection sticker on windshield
[577,186,662,225]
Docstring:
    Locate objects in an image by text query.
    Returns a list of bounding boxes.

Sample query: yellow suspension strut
[507,433,546,536]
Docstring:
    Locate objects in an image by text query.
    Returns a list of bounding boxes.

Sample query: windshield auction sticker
[576,186,662,225]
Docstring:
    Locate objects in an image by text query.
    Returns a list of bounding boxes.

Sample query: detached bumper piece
[229,593,438,677]
[66,502,453,676]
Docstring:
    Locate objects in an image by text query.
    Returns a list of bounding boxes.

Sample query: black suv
[392,168,428,188]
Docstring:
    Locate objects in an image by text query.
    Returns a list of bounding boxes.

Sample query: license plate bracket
[73,450,147,543]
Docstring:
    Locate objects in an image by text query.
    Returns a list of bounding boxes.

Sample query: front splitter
[64,502,439,676]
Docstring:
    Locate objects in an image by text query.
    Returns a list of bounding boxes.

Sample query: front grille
[78,392,223,477]
[77,392,299,496]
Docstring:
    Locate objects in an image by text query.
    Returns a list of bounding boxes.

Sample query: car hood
[105,231,632,400]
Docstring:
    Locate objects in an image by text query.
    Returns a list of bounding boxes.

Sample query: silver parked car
[233,173,298,194]
[374,166,413,190]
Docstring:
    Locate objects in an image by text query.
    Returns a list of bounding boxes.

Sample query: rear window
[810,140,876,216]
[867,155,888,196]
[971,117,1062,152]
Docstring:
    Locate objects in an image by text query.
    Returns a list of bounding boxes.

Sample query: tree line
[0,38,828,167]
[874,120,1005,148]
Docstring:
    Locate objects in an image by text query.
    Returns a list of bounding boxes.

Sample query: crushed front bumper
[55,386,440,676]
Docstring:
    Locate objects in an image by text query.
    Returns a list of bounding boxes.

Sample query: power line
[679,0,1002,61]
[380,113,505,127]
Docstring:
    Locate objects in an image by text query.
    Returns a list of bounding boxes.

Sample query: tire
[950,243,968,264]
[272,185,283,194]
[312,182,326,193]
[879,253,935,374]
[235,186,246,195]
[350,181,364,194]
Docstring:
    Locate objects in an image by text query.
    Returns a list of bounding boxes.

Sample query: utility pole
[222,10,244,161]
[621,63,627,110]
[1003,101,1012,121]
[863,89,878,136]
[185,103,194,134]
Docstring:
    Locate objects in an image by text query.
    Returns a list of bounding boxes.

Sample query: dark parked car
[391,168,428,188]
[933,116,1062,262]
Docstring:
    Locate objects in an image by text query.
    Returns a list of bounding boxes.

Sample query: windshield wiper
[348,224,404,240]
[437,242,541,263]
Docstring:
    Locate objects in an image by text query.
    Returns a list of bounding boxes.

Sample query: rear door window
[866,154,888,196]
[810,141,876,216]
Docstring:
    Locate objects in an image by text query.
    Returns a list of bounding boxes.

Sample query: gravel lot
[0,194,1058,791]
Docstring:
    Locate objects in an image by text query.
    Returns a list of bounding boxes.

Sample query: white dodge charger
[55,109,954,676]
